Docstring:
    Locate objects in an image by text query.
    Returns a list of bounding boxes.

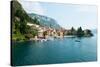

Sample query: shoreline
[12,35,93,42]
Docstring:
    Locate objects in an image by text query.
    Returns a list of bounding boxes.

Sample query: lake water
[12,34,97,66]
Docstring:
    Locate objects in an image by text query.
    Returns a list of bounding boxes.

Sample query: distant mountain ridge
[28,13,61,29]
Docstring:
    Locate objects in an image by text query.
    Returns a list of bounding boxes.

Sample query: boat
[40,39,47,42]
[75,40,80,42]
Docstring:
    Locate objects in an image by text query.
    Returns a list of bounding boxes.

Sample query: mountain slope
[28,13,61,29]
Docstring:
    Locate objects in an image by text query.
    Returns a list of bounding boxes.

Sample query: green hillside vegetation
[11,0,39,41]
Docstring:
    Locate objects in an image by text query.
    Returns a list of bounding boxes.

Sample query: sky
[18,0,97,29]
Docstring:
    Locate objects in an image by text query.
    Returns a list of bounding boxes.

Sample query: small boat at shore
[40,39,47,42]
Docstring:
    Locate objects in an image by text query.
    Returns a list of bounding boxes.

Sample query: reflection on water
[12,34,97,66]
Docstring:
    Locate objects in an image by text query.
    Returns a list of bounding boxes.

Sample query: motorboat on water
[75,40,80,42]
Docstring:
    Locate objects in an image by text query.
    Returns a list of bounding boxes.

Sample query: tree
[19,20,27,34]
[31,29,38,37]
[43,31,48,38]
[76,27,84,37]
[84,29,93,36]
[24,34,33,39]
[70,27,76,35]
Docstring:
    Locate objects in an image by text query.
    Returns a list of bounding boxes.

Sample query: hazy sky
[19,0,97,29]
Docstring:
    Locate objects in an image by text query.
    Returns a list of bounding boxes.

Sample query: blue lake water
[12,34,97,66]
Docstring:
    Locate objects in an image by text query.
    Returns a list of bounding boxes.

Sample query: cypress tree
[76,27,84,37]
